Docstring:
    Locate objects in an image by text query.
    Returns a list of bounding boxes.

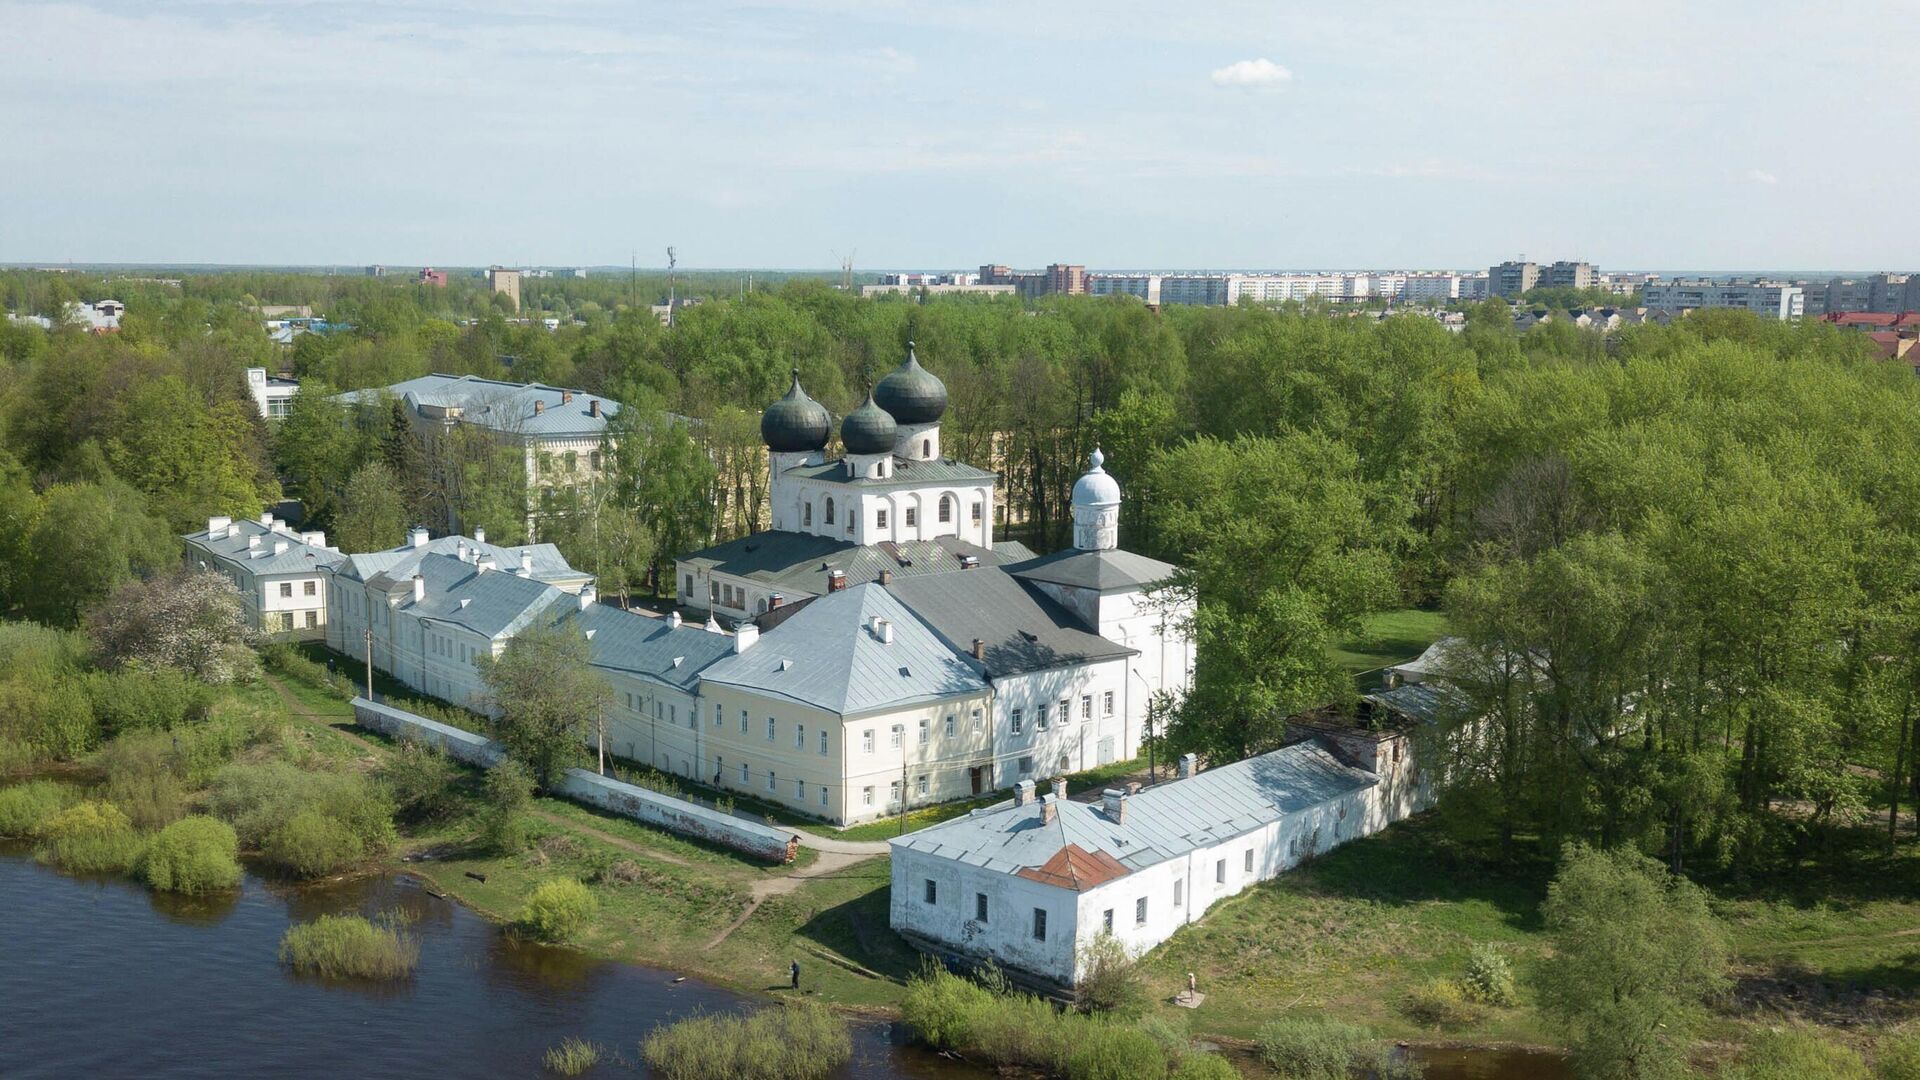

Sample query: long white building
[1643,280,1805,320]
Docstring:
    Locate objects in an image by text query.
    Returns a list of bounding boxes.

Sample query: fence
[352,697,799,863]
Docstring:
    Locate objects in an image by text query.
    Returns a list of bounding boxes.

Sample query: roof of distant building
[339,533,586,587]
[1005,548,1178,595]
[183,517,344,576]
[781,456,997,487]
[680,530,1035,600]
[891,740,1377,886]
[887,568,1135,677]
[700,582,988,715]
[333,374,622,439]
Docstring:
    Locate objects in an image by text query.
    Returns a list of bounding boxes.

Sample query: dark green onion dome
[873,341,948,425]
[761,368,831,452]
[840,389,898,455]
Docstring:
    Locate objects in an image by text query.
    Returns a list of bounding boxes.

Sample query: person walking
[790,959,801,990]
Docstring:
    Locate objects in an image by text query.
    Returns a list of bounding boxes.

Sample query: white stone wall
[890,842,1082,981]
[991,658,1130,782]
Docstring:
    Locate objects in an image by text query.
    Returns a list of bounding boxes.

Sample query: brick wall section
[352,698,799,863]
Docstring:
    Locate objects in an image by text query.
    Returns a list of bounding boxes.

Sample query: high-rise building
[365,265,386,278]
[418,268,448,287]
[1544,261,1595,290]
[1045,263,1088,296]
[1489,261,1540,297]
[488,267,523,311]
[1642,280,1804,320]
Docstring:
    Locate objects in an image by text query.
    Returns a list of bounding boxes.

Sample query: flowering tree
[87,569,258,685]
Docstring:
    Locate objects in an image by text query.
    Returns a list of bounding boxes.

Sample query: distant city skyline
[2,1,1915,270]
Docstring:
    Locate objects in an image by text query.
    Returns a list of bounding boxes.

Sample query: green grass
[1331,608,1451,688]
[543,1037,601,1076]
[279,912,420,980]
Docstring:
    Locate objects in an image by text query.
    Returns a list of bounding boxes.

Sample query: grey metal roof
[565,604,736,693]
[1363,682,1466,725]
[183,519,344,577]
[781,456,996,487]
[406,554,574,640]
[891,741,1377,883]
[1006,548,1179,594]
[334,374,622,439]
[699,582,988,715]
[341,535,585,587]
[682,530,1034,600]
[887,569,1135,677]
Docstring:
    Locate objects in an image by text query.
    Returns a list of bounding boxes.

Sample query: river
[0,845,1567,1079]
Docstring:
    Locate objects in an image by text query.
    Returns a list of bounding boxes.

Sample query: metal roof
[699,582,988,715]
[887,568,1135,677]
[334,374,622,439]
[1006,548,1179,595]
[890,741,1377,885]
[340,535,585,587]
[405,554,574,640]
[681,530,1036,600]
[565,604,736,693]
[1363,682,1466,726]
[782,456,996,487]
[183,519,344,577]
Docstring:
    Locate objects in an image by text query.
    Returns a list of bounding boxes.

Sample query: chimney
[971,638,985,661]
[879,569,893,586]
[259,512,274,526]
[247,534,262,550]
[476,557,497,574]
[1102,789,1127,825]
[473,527,486,544]
[589,399,601,418]
[1177,753,1197,779]
[960,554,978,569]
[534,400,545,415]
[207,515,231,535]
[1040,795,1056,825]
[272,540,288,555]
[769,593,784,609]
[668,611,682,628]
[411,574,425,603]
[301,531,326,547]
[456,541,468,562]
[1125,780,1142,796]
[409,526,429,549]
[879,619,894,645]
[1051,776,1067,801]
[1014,779,1035,807]
[733,624,759,654]
[561,390,573,404]
[827,569,847,592]
[578,584,596,610]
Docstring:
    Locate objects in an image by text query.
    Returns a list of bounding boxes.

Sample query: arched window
[922,438,931,458]
[938,495,953,523]
[825,497,835,525]
[803,502,812,527]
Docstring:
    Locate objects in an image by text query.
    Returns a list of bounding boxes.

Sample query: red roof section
[1016,844,1132,892]
[1824,312,1920,329]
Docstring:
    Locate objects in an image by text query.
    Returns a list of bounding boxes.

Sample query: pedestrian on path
[790,959,801,990]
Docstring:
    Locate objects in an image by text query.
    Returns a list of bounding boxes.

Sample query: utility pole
[665,246,677,327]
[363,628,375,701]
[597,710,607,776]
[899,751,909,837]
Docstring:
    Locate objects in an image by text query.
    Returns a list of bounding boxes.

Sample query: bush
[1075,931,1149,1018]
[1138,1013,1194,1064]
[0,780,76,837]
[641,1003,850,1080]
[0,677,99,761]
[482,759,534,853]
[1254,1017,1376,1080]
[1462,944,1517,1006]
[544,1037,602,1076]
[34,799,145,875]
[1722,1028,1870,1080]
[1880,1032,1920,1080]
[262,642,352,696]
[1063,1023,1167,1080]
[265,809,365,878]
[517,878,598,942]
[1171,1054,1244,1080]
[143,815,242,894]
[279,913,419,980]
[86,666,211,737]
[902,963,994,1050]
[378,740,458,824]
[97,731,189,831]
[209,761,395,867]
[1403,977,1483,1029]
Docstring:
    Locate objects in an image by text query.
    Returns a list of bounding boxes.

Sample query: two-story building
[183,514,342,640]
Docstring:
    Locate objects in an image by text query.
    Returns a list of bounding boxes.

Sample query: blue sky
[2,0,1914,271]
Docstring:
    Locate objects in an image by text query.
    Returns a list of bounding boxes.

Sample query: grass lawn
[1331,608,1452,688]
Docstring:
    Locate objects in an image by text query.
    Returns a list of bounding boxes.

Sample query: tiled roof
[334,374,622,439]
[681,530,1036,600]
[699,582,988,715]
[887,568,1135,676]
[1005,548,1178,594]
[183,518,344,577]
[891,741,1377,885]
[1015,844,1132,892]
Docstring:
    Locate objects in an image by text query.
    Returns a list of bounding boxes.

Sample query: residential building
[1046,264,1089,296]
[488,267,523,311]
[1088,275,1160,305]
[1544,261,1596,290]
[1489,261,1539,298]
[184,514,342,640]
[64,299,123,332]
[366,265,386,277]
[860,283,1016,298]
[419,268,449,287]
[246,367,299,420]
[1642,280,1804,320]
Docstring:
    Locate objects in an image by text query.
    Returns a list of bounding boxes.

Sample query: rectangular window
[1032,908,1047,942]
[1019,756,1034,775]
[304,581,317,596]
[944,715,955,738]
[924,879,937,905]
[863,786,874,806]
[821,787,829,807]
[1103,691,1114,716]
[685,574,694,595]
[766,770,776,792]
[279,582,293,598]
[890,725,903,749]
[715,704,723,727]
[1010,708,1023,735]
[803,503,812,527]
[305,611,317,628]
[818,731,828,755]
[916,774,928,797]
[1058,700,1070,726]
[1136,897,1147,926]
[1244,849,1254,873]
[975,893,988,922]
[862,729,875,754]
[918,719,929,746]
[1174,879,1184,908]
[905,507,917,528]
[889,780,901,805]
[1102,909,1114,933]
[1081,695,1092,721]
[766,717,775,741]
[876,508,888,529]
[740,710,749,733]
[1037,704,1049,731]
[973,708,983,729]
[795,724,805,749]
[669,705,676,725]
[740,762,750,783]
[1216,859,1226,884]
[796,779,805,800]
[970,502,981,524]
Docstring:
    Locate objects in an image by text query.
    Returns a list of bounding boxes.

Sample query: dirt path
[526,807,692,868]
[704,847,878,949]
[264,677,384,756]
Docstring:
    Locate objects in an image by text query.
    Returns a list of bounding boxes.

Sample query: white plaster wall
[991,658,1130,781]
[890,844,1081,983]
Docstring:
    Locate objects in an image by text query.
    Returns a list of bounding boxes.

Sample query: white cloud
[1210,57,1292,89]
[1747,168,1779,185]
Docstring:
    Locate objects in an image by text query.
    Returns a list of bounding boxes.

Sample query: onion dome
[840,389,898,455]
[873,341,948,425]
[761,368,831,452]
[1072,447,1122,507]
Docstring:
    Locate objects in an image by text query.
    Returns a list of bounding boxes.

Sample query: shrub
[902,964,994,1050]
[966,990,1072,1073]
[265,809,365,878]
[0,677,99,761]
[517,878,598,942]
[1075,931,1149,1018]
[544,1037,602,1076]
[0,780,76,837]
[1171,1054,1244,1080]
[1880,1032,1920,1080]
[641,1003,850,1080]
[86,666,212,737]
[1462,944,1517,1006]
[34,799,145,875]
[1254,1017,1376,1080]
[209,762,395,862]
[97,731,189,831]
[482,759,535,853]
[1063,1022,1167,1080]
[86,569,257,684]
[1403,977,1483,1029]
[262,642,352,696]
[378,740,458,824]
[1138,1013,1193,1064]
[143,815,242,894]
[1722,1028,1870,1080]
[279,913,419,980]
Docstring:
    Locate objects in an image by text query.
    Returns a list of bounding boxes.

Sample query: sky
[1,0,1916,271]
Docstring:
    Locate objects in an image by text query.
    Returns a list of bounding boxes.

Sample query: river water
[0,845,1567,1079]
